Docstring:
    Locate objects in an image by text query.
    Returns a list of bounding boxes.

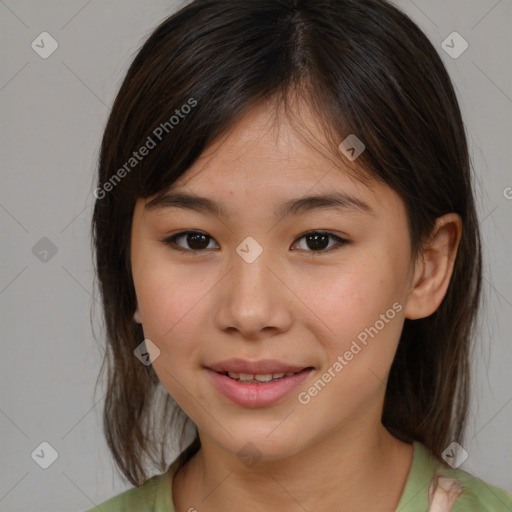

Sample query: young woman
[86,1,512,510]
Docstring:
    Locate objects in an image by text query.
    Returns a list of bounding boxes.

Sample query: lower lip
[206,368,313,407]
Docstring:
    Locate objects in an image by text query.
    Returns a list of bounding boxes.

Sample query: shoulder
[437,466,512,512]
[397,442,512,512]
[81,470,174,512]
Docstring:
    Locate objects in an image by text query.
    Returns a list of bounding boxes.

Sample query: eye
[291,231,349,254]
[161,230,349,254]
[162,231,219,252]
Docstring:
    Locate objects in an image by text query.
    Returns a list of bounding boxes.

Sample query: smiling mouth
[216,369,312,384]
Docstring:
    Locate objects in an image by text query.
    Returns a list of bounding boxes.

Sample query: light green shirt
[84,441,512,511]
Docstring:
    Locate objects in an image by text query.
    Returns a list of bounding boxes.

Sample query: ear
[404,213,462,320]
[134,303,142,324]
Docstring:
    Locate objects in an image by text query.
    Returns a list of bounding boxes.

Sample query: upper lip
[206,358,310,374]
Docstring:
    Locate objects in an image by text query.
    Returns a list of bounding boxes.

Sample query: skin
[130,99,462,511]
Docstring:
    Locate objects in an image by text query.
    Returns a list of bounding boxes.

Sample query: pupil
[188,233,209,250]
[307,233,328,251]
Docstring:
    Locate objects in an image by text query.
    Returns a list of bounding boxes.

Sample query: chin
[206,424,308,465]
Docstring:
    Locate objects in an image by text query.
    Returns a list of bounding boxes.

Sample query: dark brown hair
[91,0,482,486]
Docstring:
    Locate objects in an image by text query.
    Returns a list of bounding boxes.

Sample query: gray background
[1,0,511,510]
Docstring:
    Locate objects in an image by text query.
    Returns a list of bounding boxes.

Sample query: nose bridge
[232,235,276,305]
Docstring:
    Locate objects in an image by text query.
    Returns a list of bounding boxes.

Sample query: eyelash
[161,230,349,256]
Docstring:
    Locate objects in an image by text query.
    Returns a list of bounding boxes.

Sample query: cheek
[293,252,408,408]
[132,257,209,360]
[294,266,405,424]
[297,256,405,348]
[135,265,210,405]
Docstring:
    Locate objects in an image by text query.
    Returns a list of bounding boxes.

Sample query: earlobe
[404,213,462,320]
[134,307,142,324]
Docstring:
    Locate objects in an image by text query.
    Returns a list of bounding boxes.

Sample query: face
[130,101,415,462]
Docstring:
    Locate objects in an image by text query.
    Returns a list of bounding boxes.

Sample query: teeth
[224,371,299,382]
[254,374,273,382]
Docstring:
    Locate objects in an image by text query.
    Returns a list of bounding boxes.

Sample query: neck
[173,416,413,511]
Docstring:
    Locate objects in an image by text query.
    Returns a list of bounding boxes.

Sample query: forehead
[142,100,404,222]
[171,100,368,193]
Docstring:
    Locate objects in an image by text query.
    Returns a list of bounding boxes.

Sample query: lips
[206,366,314,407]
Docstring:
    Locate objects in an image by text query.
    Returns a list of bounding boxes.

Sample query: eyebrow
[145,190,375,219]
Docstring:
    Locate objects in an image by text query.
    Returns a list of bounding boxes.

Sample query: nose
[214,240,293,340]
